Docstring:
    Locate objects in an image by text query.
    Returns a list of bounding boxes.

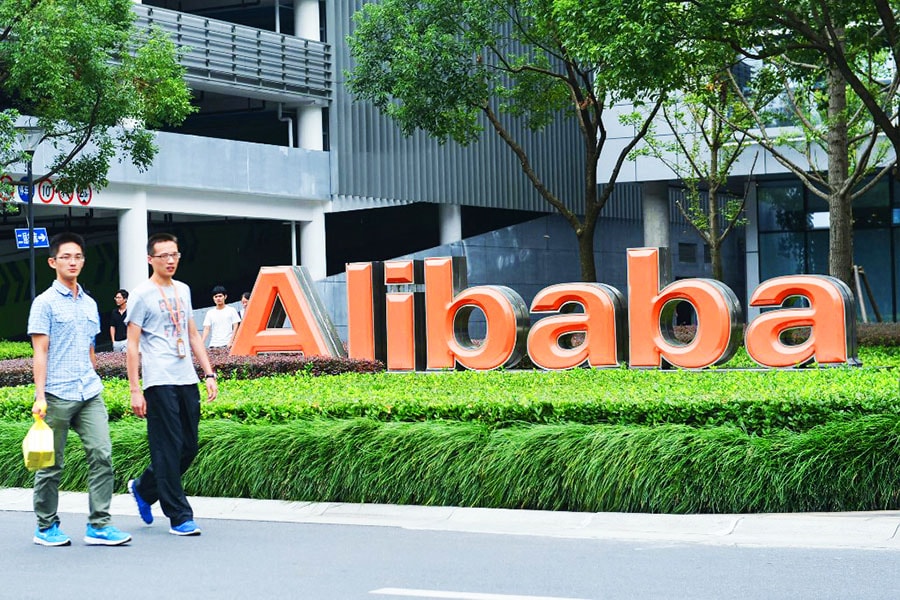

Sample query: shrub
[0,350,383,388]
[857,323,900,347]
[0,341,32,361]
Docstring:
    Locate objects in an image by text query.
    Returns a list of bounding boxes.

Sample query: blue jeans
[133,384,201,527]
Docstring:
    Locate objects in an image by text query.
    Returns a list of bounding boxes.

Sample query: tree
[727,0,900,177]
[346,0,684,281]
[0,0,193,198]
[714,10,895,290]
[633,69,759,281]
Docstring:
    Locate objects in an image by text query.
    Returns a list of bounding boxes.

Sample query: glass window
[854,229,893,321]
[678,243,697,263]
[805,230,829,275]
[758,232,806,280]
[854,180,891,228]
[758,184,806,232]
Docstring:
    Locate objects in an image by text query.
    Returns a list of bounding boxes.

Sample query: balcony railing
[134,5,331,105]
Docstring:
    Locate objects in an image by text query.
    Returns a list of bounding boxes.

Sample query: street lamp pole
[25,150,35,301]
[16,119,44,302]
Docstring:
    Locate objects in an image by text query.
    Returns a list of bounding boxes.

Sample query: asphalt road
[2,509,899,600]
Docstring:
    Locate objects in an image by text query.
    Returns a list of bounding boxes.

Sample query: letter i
[384,260,426,371]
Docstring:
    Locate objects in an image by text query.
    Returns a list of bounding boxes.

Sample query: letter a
[745,275,857,367]
[230,266,346,357]
[527,283,627,370]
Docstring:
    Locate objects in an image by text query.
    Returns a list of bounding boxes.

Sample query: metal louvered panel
[134,4,331,104]
[598,183,643,221]
[328,0,583,214]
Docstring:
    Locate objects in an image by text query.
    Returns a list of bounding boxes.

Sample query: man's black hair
[147,232,178,256]
[48,232,85,257]
[211,285,227,296]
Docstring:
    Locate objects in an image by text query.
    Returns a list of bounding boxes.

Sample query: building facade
[6,0,887,343]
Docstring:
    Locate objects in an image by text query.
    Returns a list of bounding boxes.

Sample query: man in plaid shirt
[28,232,131,547]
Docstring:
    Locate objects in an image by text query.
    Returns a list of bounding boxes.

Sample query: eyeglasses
[150,252,181,261]
[53,254,85,262]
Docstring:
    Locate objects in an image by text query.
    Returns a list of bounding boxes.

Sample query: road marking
[369,588,592,600]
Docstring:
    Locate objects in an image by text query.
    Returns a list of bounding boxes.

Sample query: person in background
[238,291,250,319]
[201,285,240,349]
[125,232,218,537]
[109,289,129,352]
[28,232,132,547]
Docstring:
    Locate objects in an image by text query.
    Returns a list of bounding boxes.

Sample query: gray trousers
[33,394,114,529]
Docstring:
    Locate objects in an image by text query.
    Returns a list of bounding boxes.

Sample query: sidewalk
[2,486,899,550]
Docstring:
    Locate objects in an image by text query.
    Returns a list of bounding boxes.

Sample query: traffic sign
[17,178,30,203]
[14,228,49,249]
[0,175,12,202]
[58,190,74,205]
[76,186,92,205]
[38,180,55,204]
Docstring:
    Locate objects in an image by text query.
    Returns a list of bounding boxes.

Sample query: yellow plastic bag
[22,415,54,471]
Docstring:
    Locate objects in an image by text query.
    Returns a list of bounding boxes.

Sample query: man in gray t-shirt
[125,232,218,537]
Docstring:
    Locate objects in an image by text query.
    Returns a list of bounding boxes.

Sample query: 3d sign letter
[627,248,742,369]
[744,275,857,367]
[231,248,859,372]
[230,266,345,357]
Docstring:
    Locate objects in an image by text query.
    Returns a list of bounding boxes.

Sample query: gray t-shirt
[126,279,200,389]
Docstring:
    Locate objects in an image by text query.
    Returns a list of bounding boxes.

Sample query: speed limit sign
[38,180,55,204]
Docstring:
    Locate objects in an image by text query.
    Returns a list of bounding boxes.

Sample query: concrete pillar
[294,0,320,40]
[298,107,323,151]
[117,190,149,294]
[439,204,462,245]
[295,0,324,152]
[642,181,670,250]
[299,208,327,281]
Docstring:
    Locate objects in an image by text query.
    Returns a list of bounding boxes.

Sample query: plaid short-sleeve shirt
[27,280,103,401]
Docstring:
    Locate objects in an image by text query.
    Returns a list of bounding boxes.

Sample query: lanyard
[155,283,184,337]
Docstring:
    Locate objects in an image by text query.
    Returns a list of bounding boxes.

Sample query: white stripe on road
[370,588,592,600]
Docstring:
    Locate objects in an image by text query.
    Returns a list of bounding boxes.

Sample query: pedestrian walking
[28,232,132,547]
[125,232,218,536]
[201,285,240,349]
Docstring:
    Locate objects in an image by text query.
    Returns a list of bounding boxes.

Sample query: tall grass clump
[4,415,898,514]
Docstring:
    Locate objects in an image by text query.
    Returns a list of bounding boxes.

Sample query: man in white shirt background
[201,285,241,349]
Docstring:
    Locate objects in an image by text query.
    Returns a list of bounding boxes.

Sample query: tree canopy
[0,0,193,194]
[346,0,689,281]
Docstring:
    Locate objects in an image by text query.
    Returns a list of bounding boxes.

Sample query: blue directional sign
[14,227,49,249]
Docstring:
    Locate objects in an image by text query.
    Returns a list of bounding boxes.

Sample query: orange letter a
[230,266,346,358]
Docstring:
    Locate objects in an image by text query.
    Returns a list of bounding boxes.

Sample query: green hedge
[1,362,898,434]
[3,416,900,513]
[0,341,32,361]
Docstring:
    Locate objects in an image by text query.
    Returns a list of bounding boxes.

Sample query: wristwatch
[204,373,217,380]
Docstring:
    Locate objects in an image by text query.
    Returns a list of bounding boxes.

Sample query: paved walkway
[2,486,899,550]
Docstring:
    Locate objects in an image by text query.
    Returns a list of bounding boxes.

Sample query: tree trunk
[577,226,598,282]
[708,180,722,281]
[826,59,854,290]
[710,242,723,281]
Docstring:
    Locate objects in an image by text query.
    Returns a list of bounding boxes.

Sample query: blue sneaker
[169,520,202,536]
[128,479,153,524]
[84,524,132,546]
[33,523,71,546]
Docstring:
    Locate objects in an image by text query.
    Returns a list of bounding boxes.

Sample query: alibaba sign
[230,247,858,371]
